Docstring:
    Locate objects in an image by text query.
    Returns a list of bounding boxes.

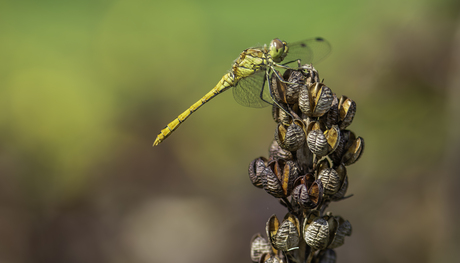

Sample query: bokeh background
[1,0,460,262]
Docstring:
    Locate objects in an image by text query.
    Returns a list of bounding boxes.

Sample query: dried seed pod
[341,129,355,143]
[266,213,300,251]
[324,125,341,155]
[338,96,356,129]
[273,159,299,196]
[306,120,321,132]
[261,159,298,198]
[325,215,339,248]
[250,234,272,262]
[308,179,324,208]
[331,175,348,201]
[302,64,320,85]
[305,210,320,225]
[271,70,287,103]
[333,164,347,191]
[269,140,293,161]
[292,184,309,207]
[317,158,331,171]
[307,129,328,156]
[283,69,306,104]
[337,217,352,236]
[328,130,346,165]
[295,173,315,187]
[298,85,312,117]
[303,217,330,251]
[292,174,322,209]
[318,168,342,195]
[272,105,291,126]
[328,217,352,249]
[261,165,285,198]
[320,93,339,129]
[335,163,347,178]
[275,121,306,152]
[315,249,337,263]
[249,157,268,188]
[280,160,299,196]
[259,254,282,263]
[299,82,333,117]
[266,214,279,246]
[342,137,364,166]
[295,143,314,172]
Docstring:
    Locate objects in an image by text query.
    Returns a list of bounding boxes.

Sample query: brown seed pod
[268,139,293,161]
[275,121,306,152]
[328,130,346,165]
[315,249,337,263]
[299,82,333,117]
[331,175,348,201]
[328,216,352,249]
[324,125,341,155]
[249,157,268,188]
[295,142,314,172]
[325,215,339,248]
[271,70,288,104]
[250,234,272,262]
[304,210,320,225]
[303,217,330,251]
[320,94,339,129]
[318,168,342,195]
[338,217,352,236]
[340,130,356,152]
[258,253,282,263]
[307,129,328,156]
[292,184,309,207]
[261,159,298,198]
[306,120,321,132]
[292,174,323,209]
[342,137,364,166]
[266,213,300,251]
[281,160,299,196]
[316,158,331,172]
[272,105,292,126]
[301,64,320,85]
[261,166,285,198]
[308,179,324,208]
[283,68,306,104]
[338,96,356,129]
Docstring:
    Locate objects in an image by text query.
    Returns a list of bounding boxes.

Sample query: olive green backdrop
[1,0,459,262]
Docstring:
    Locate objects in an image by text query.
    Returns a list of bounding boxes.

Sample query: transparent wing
[282,37,332,66]
[232,69,271,108]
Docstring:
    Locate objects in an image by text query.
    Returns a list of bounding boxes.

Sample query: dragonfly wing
[282,37,332,66]
[232,69,271,108]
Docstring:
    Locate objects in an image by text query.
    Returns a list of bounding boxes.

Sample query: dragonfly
[153,37,331,146]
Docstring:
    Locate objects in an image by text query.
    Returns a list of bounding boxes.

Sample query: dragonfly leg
[272,69,298,86]
[273,62,320,85]
[265,69,294,119]
[272,62,293,70]
[258,72,274,106]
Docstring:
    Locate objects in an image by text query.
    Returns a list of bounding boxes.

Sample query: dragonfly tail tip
[153,137,162,147]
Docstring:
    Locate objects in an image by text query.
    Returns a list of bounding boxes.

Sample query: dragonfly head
[269,38,289,63]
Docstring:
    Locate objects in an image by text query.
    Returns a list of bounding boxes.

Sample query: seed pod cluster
[303,213,352,252]
[247,65,364,263]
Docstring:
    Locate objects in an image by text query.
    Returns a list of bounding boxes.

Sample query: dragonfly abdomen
[153,73,235,146]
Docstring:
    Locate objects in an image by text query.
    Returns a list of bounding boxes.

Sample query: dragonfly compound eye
[269,38,287,63]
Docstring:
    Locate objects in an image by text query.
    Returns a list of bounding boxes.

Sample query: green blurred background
[1,0,460,262]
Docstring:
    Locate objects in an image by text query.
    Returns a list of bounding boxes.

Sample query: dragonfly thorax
[269,38,288,63]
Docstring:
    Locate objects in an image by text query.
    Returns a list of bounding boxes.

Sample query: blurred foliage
[0,0,459,262]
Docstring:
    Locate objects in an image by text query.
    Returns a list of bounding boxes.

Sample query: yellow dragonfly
[153,37,331,146]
